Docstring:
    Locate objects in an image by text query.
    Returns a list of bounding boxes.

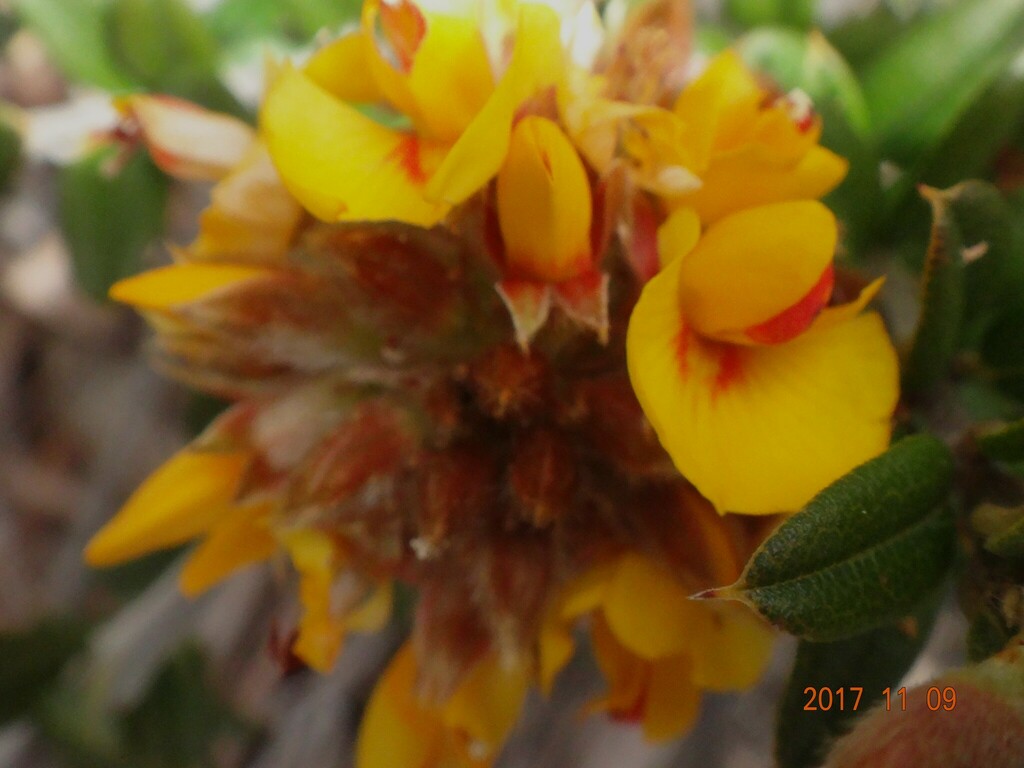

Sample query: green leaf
[107,0,244,116]
[109,0,217,84]
[920,68,1024,190]
[207,0,361,47]
[725,0,815,29]
[0,617,91,726]
[901,185,966,396]
[60,145,168,302]
[966,606,1015,661]
[709,435,956,640]
[971,503,1024,557]
[977,420,1024,463]
[775,594,941,768]
[861,0,1024,167]
[942,183,1024,342]
[738,29,881,251]
[827,5,906,73]
[14,0,135,90]
[980,304,1024,399]
[0,115,22,190]
[121,644,245,768]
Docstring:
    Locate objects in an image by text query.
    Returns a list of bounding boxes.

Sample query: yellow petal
[538,559,615,692]
[643,654,701,741]
[363,0,494,141]
[189,143,303,265]
[357,644,445,768]
[672,50,763,170]
[346,582,394,632]
[426,2,564,205]
[496,116,592,283]
[602,554,699,659]
[588,614,649,719]
[676,201,837,344]
[687,602,774,691]
[656,207,700,270]
[284,530,345,672]
[811,276,885,331]
[123,95,256,181]
[305,33,384,104]
[261,66,448,225]
[626,256,899,514]
[109,263,270,310]
[85,450,248,566]
[680,144,849,224]
[179,503,277,596]
[442,653,528,756]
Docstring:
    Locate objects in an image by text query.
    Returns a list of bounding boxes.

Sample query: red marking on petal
[675,326,691,377]
[745,264,834,345]
[610,686,648,724]
[387,134,428,185]
[629,197,662,283]
[713,344,744,397]
[378,0,426,73]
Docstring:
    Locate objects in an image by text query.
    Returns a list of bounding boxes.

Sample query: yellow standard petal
[426,2,565,206]
[109,263,270,311]
[261,65,448,225]
[122,95,256,181]
[361,0,494,141]
[626,255,899,514]
[496,116,592,283]
[304,32,385,104]
[86,450,248,566]
[675,201,837,345]
[682,144,848,224]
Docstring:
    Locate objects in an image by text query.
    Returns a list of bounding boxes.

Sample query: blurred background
[0,0,1009,765]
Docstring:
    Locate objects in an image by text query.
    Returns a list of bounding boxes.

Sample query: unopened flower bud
[496,116,593,284]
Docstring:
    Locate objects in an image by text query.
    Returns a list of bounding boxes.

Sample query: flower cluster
[87,0,899,764]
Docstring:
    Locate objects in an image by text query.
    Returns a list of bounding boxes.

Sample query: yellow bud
[496,116,592,284]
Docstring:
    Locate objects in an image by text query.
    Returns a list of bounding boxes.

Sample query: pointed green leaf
[862,0,1024,166]
[713,435,956,640]
[902,186,966,396]
[977,420,1024,463]
[60,145,168,302]
[14,0,135,90]
[776,594,941,768]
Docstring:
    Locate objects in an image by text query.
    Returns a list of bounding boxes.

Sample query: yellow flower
[626,202,899,514]
[540,515,773,741]
[670,50,849,223]
[357,643,528,768]
[260,0,566,226]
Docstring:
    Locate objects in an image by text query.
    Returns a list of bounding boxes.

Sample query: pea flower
[82,1,903,765]
[627,200,898,514]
